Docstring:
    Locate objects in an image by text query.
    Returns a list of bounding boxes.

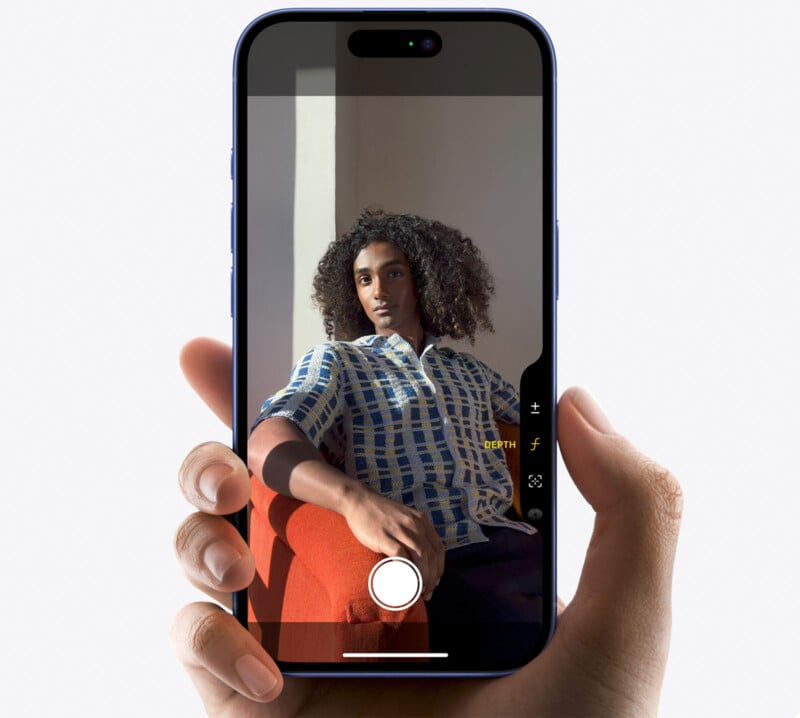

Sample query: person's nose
[373,278,388,299]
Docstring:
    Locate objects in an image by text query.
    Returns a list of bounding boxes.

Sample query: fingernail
[203,540,241,584]
[424,592,433,601]
[198,463,231,503]
[235,654,277,697]
[573,388,615,434]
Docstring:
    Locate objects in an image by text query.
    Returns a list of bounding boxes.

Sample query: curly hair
[312,209,495,343]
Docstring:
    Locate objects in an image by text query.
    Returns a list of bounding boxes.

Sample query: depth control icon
[368,557,423,611]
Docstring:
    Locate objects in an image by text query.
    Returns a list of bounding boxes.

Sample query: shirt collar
[356,332,441,356]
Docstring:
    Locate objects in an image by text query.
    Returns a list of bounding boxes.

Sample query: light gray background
[1,1,797,716]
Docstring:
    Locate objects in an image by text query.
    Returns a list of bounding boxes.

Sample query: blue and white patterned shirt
[254,333,536,549]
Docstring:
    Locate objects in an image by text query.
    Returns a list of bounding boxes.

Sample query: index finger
[179,441,250,515]
[178,338,248,514]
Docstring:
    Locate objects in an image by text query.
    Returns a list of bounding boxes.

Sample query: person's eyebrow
[353,259,406,275]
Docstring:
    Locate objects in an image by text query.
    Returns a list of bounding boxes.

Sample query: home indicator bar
[342,652,449,658]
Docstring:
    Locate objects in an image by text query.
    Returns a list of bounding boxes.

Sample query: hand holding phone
[173,338,682,714]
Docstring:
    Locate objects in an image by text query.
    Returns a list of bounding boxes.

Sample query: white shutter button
[368,557,423,611]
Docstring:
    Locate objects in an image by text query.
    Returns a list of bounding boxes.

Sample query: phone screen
[233,11,555,674]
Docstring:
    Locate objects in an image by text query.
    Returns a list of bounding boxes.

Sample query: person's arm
[249,343,364,520]
[249,408,444,598]
[248,416,363,513]
[478,358,520,425]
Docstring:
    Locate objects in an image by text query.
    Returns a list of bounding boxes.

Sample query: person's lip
[374,305,394,314]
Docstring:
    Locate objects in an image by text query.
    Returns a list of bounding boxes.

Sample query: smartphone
[231,9,556,676]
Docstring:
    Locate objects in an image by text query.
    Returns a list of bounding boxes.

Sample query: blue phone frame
[231,7,557,677]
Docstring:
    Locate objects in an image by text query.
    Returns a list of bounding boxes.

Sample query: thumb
[556,387,683,686]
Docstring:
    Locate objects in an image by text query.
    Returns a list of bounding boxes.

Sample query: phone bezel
[231,8,557,677]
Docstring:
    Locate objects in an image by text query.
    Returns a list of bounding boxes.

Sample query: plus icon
[530,402,540,415]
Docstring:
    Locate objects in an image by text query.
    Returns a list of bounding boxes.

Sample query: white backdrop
[1,2,797,716]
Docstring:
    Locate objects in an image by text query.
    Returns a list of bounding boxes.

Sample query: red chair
[248,422,520,662]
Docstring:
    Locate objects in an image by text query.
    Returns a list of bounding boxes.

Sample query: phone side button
[230,268,234,319]
[555,220,560,301]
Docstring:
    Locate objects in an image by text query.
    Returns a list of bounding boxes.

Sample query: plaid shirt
[254,333,536,549]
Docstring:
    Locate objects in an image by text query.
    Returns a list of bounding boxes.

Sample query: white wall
[1,2,797,716]
[292,70,337,363]
[337,95,542,384]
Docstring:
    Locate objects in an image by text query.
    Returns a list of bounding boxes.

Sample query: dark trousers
[424,526,543,669]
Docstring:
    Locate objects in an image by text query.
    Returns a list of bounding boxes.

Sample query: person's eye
[357,275,371,285]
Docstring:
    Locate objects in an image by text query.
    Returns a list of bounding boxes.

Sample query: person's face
[353,241,421,338]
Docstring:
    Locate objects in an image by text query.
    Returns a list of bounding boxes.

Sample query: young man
[248,210,541,664]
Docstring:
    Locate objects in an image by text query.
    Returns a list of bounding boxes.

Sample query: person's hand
[340,486,445,600]
[172,337,683,717]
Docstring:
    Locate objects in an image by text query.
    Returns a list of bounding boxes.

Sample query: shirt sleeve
[251,343,342,448]
[481,361,520,424]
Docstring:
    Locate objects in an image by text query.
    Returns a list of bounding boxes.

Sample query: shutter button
[368,557,423,611]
